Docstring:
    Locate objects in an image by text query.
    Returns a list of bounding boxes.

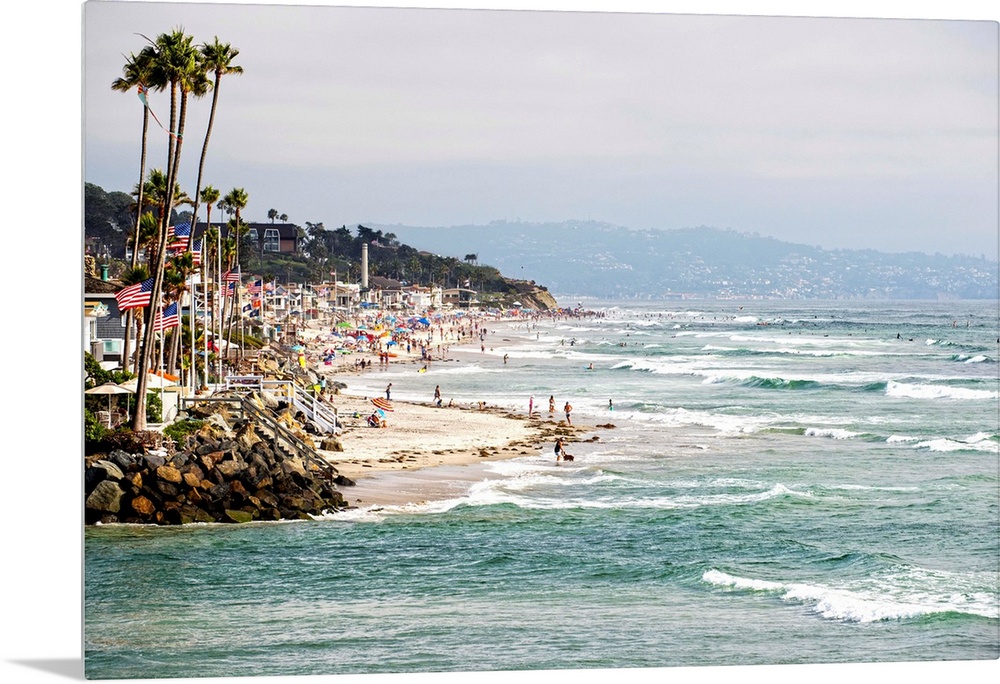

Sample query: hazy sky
[82,1,998,257]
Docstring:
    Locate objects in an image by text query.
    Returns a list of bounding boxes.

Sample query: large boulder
[86,480,124,513]
[234,422,262,452]
[319,436,344,452]
[156,465,183,484]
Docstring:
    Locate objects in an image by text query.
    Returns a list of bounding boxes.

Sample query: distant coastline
[380,222,999,300]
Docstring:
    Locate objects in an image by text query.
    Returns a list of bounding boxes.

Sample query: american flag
[190,238,202,266]
[115,277,155,311]
[224,281,237,297]
[247,279,262,294]
[222,269,241,282]
[166,222,191,251]
[152,302,180,332]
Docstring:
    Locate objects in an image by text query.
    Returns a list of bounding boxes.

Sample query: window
[247,228,258,241]
[264,228,280,252]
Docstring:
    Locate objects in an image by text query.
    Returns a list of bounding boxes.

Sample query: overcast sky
[81,2,997,258]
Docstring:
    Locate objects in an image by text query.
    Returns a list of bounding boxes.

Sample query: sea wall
[84,416,351,525]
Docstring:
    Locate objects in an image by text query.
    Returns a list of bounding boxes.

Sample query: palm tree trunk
[133,86,186,431]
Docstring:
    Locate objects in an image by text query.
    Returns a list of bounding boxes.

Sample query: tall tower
[361,242,369,290]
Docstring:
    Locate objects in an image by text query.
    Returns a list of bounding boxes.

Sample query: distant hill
[371,221,998,300]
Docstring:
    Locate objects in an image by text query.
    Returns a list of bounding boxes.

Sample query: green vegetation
[163,418,205,443]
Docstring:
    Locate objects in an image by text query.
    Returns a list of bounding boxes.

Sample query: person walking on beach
[434,385,442,407]
[528,395,534,416]
[548,395,555,414]
[554,437,573,462]
[564,401,573,425]
[385,383,392,400]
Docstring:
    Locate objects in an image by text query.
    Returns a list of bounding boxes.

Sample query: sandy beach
[286,317,595,507]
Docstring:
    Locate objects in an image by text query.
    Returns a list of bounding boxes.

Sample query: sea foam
[885,380,997,400]
[702,568,999,623]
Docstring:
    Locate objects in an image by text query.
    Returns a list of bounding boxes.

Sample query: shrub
[163,419,205,443]
[84,409,108,444]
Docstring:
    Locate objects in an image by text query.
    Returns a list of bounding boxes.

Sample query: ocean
[84,299,1000,680]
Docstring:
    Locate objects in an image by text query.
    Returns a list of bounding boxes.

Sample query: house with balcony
[84,273,128,368]
[194,222,300,255]
[442,287,479,309]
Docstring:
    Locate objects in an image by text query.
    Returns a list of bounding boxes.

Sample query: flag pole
[188,280,195,395]
[216,225,223,384]
[203,247,209,391]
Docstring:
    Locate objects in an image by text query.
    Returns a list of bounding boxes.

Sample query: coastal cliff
[499,278,559,311]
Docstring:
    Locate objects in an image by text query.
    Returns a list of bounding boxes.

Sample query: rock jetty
[85,404,352,525]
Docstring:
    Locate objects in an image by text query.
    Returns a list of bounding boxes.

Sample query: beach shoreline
[294,317,597,507]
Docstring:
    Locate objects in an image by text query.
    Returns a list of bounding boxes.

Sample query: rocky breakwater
[85,404,352,525]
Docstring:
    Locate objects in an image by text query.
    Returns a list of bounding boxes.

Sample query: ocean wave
[702,568,998,623]
[825,484,920,492]
[950,354,994,364]
[423,478,815,513]
[701,344,900,360]
[914,436,1000,453]
[804,427,861,440]
[423,364,503,375]
[885,380,998,401]
[702,374,823,390]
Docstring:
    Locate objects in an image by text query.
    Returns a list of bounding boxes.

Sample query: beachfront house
[314,281,361,316]
[403,285,442,310]
[84,273,127,368]
[442,287,479,309]
[369,275,405,309]
[194,222,300,255]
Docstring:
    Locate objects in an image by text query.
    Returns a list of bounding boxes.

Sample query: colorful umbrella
[371,397,394,412]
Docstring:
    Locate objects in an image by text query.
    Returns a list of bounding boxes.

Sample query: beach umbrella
[291,344,305,352]
[336,321,353,328]
[85,382,134,427]
[371,397,394,412]
[120,373,178,391]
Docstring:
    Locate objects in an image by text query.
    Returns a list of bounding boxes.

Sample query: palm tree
[189,38,242,260]
[268,208,278,223]
[121,211,159,374]
[113,48,159,380]
[117,263,151,376]
[199,185,221,379]
[164,251,196,375]
[223,187,249,266]
[112,47,158,270]
[132,27,201,431]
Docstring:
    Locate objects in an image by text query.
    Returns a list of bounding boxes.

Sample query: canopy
[120,373,178,391]
[85,382,133,427]
[85,381,133,396]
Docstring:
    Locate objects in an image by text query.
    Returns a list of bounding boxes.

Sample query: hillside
[373,221,998,300]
